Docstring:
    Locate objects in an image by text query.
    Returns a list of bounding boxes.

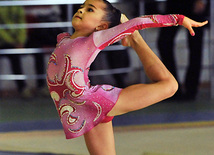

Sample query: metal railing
[0,0,119,6]
[0,0,213,98]
[0,45,132,80]
[0,0,134,81]
[210,0,214,98]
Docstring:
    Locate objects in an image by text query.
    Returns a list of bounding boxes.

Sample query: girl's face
[72,0,109,36]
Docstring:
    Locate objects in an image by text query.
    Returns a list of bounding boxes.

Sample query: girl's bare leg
[84,121,116,155]
[108,31,178,116]
[110,15,208,117]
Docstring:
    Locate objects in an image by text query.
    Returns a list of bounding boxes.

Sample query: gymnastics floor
[0,122,214,155]
[0,88,214,155]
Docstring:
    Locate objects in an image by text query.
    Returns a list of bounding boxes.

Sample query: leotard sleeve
[93,14,184,50]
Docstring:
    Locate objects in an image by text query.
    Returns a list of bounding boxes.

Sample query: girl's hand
[120,14,143,47]
[120,14,131,47]
[182,17,208,36]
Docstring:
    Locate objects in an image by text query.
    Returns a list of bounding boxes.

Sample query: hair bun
[103,0,121,28]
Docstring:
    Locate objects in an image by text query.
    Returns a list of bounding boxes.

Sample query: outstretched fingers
[183,17,208,36]
[192,20,208,27]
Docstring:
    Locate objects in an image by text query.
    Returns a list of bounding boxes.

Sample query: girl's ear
[96,22,109,31]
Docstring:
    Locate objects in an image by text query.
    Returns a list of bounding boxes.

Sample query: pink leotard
[47,14,184,139]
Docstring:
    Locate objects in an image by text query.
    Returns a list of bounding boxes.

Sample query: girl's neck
[70,31,92,39]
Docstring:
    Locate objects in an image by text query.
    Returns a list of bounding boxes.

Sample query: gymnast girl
[46,0,208,154]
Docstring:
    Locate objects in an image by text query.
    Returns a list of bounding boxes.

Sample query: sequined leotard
[47,14,184,139]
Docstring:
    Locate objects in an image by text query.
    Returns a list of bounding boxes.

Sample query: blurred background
[0,0,214,154]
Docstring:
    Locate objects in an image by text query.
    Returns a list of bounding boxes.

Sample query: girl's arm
[122,15,208,83]
[121,14,208,46]
[93,14,185,49]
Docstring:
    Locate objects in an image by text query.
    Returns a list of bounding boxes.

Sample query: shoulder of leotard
[57,32,71,43]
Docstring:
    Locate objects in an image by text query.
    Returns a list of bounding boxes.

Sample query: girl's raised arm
[93,14,185,50]
[120,14,208,46]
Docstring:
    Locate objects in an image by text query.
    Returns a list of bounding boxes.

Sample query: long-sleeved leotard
[47,14,184,139]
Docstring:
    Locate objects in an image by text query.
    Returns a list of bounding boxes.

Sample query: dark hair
[102,0,121,28]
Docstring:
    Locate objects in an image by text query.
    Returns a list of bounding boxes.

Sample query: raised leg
[108,31,178,116]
